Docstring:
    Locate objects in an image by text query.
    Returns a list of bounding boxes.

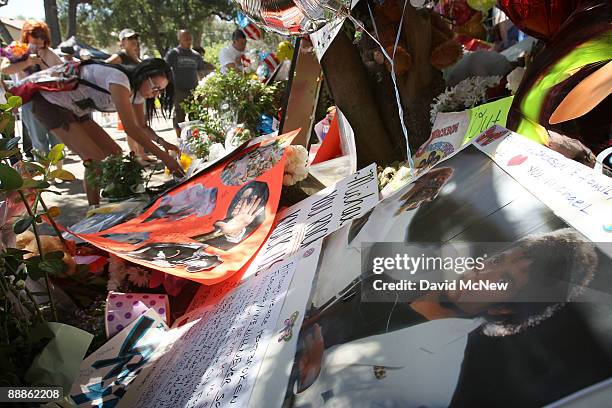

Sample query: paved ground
[34,116,179,230]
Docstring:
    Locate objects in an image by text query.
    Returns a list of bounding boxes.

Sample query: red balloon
[497,0,582,41]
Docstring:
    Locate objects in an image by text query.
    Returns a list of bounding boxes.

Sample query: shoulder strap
[78,78,111,94]
[76,60,131,95]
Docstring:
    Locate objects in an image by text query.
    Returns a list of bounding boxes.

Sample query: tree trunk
[43,0,62,46]
[321,29,402,169]
[67,0,78,39]
[145,13,167,57]
[396,6,444,151]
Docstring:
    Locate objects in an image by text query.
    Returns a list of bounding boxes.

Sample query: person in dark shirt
[164,29,205,137]
[106,28,141,67]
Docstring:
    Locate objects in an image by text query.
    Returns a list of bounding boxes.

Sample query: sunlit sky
[0,0,45,20]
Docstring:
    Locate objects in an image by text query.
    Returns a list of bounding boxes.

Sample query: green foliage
[0,163,23,191]
[204,41,226,67]
[70,0,236,57]
[89,154,145,201]
[181,123,224,159]
[183,69,283,135]
[0,102,84,390]
[0,93,24,139]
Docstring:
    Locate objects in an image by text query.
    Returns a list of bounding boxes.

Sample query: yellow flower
[165,153,193,175]
[179,153,192,171]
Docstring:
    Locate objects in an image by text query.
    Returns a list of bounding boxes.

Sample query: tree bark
[67,0,78,39]
[145,13,167,58]
[44,0,62,46]
[397,7,444,151]
[321,29,402,169]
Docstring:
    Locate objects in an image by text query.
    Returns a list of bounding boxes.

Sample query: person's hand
[214,195,263,237]
[160,152,184,178]
[297,323,325,393]
[28,54,42,66]
[160,139,180,154]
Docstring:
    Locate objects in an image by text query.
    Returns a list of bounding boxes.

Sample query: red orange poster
[75,131,298,285]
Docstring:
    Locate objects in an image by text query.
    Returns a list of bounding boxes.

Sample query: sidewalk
[39,117,179,230]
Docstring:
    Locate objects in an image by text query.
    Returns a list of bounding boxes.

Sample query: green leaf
[20,178,50,189]
[7,95,22,109]
[0,248,29,259]
[0,162,23,191]
[47,144,65,164]
[0,148,21,159]
[26,263,45,280]
[48,169,76,181]
[38,259,66,275]
[46,251,65,260]
[32,150,50,166]
[13,217,32,234]
[23,162,46,175]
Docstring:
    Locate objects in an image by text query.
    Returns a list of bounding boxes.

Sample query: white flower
[430,75,502,124]
[506,67,525,94]
[126,267,150,287]
[283,145,309,186]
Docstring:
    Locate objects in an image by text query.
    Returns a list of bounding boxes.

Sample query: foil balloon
[235,0,352,35]
[277,40,295,61]
[466,0,496,12]
[497,0,583,41]
[507,0,612,153]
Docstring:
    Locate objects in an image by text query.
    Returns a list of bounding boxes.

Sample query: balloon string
[345,0,414,174]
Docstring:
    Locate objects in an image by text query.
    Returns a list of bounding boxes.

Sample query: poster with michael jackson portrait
[74,130,298,285]
[255,128,612,408]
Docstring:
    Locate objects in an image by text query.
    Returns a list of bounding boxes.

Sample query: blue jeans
[21,102,59,154]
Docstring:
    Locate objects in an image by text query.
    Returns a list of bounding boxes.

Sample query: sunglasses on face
[28,31,48,40]
[147,77,162,93]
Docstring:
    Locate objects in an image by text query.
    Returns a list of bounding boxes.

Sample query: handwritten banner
[122,257,299,408]
[474,125,612,244]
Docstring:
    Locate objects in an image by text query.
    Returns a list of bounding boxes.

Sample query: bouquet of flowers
[429,75,502,124]
[0,41,34,63]
[225,124,252,151]
[179,121,225,160]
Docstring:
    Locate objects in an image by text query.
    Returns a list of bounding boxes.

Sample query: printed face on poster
[280,136,612,408]
[74,131,298,285]
[186,163,379,312]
